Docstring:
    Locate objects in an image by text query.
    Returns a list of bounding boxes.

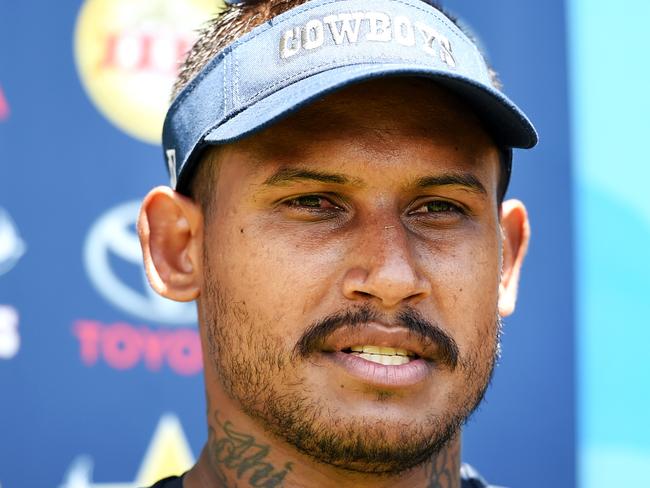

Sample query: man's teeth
[348,345,414,365]
[357,353,411,365]
[350,345,412,356]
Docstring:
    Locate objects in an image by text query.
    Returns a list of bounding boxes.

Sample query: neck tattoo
[206,409,460,488]
[425,439,460,488]
[208,411,293,488]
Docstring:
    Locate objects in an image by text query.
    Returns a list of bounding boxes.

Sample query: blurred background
[0,0,647,487]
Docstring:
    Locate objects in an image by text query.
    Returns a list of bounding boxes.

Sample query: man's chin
[250,394,463,475]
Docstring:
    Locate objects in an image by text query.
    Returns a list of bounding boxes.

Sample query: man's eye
[284,195,337,210]
[411,200,463,214]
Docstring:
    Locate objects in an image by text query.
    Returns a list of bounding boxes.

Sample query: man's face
[198,78,503,474]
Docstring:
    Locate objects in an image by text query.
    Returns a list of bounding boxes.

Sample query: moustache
[294,305,459,369]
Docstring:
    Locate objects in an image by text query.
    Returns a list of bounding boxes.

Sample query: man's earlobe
[498,199,531,317]
[137,186,203,302]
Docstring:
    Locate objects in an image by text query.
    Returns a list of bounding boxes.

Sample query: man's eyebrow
[263,167,364,187]
[414,172,487,195]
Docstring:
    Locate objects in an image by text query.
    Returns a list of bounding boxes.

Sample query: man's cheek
[428,244,499,317]
[217,248,307,323]
[235,228,341,280]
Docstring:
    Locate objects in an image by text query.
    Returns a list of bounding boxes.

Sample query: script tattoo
[208,411,293,488]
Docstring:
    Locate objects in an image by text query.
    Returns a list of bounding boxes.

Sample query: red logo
[73,320,202,376]
[0,85,9,121]
[100,30,193,76]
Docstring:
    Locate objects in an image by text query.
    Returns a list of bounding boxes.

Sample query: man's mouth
[297,316,457,388]
[315,324,435,387]
[342,345,418,366]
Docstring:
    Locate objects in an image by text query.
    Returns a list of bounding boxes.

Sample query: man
[138,0,536,486]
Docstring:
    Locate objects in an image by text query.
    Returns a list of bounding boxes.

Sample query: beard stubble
[201,259,501,475]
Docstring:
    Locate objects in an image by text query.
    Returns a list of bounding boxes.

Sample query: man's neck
[184,407,461,488]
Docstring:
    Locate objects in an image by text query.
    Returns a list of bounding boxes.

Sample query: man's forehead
[282,78,485,129]
[233,78,496,160]
[216,121,499,198]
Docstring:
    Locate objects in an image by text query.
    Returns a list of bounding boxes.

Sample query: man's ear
[498,199,531,317]
[137,186,203,301]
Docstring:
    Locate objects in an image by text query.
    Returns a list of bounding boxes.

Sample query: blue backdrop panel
[568,1,650,486]
[0,1,574,487]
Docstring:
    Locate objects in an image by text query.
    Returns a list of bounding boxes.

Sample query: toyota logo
[84,200,197,326]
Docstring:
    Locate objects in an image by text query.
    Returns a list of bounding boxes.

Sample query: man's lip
[318,322,439,361]
[321,351,433,388]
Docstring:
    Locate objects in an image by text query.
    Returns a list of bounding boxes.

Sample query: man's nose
[342,222,432,309]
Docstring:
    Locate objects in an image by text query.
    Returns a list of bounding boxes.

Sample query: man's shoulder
[141,475,184,488]
[144,467,503,488]
[461,463,505,488]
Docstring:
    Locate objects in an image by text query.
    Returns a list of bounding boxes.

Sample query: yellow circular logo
[74,0,221,144]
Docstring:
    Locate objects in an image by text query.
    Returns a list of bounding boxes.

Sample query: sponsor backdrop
[0,0,639,487]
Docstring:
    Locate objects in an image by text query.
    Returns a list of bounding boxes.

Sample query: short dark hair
[174,0,509,207]
[173,0,501,98]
